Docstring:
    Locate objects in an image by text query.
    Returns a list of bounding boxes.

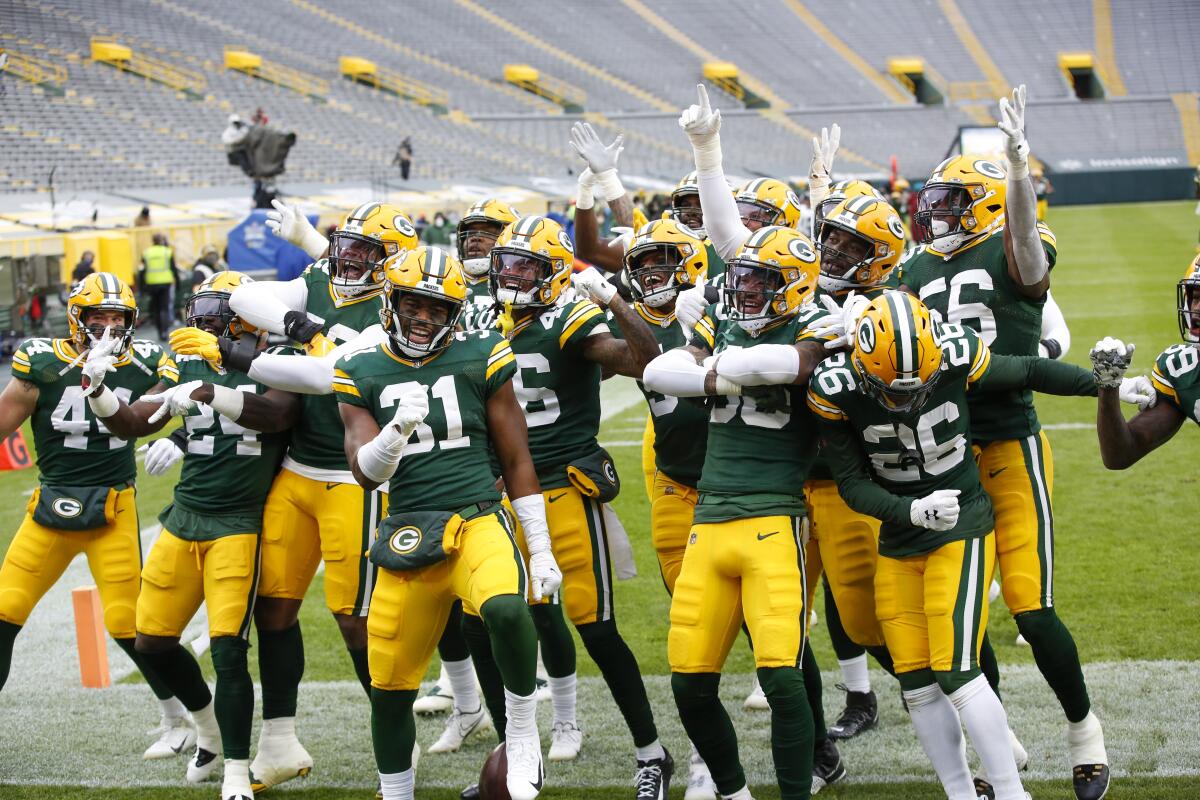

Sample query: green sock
[578,620,658,747]
[823,582,865,662]
[758,665,815,800]
[979,632,1001,699]
[113,637,174,700]
[1016,608,1091,721]
[210,637,254,760]
[257,623,304,719]
[462,611,507,738]
[529,602,576,678]
[436,601,471,662]
[0,620,20,692]
[801,644,827,744]
[347,646,371,697]
[137,643,212,711]
[480,595,537,695]
[370,688,417,773]
[672,672,744,795]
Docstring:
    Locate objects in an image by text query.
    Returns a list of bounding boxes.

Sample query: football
[478,743,511,800]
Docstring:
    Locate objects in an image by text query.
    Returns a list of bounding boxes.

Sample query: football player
[334,246,558,800]
[808,292,1108,800]
[643,225,835,800]
[1090,254,1200,467]
[172,202,419,790]
[897,86,1110,800]
[0,273,185,757]
[463,214,671,798]
[96,272,299,800]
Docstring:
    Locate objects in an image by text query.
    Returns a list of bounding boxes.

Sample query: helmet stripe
[845,196,876,215]
[513,215,540,239]
[426,247,445,279]
[888,292,914,376]
[349,202,379,222]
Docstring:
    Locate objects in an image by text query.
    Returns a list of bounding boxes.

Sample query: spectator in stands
[138,233,177,339]
[191,244,228,290]
[71,251,96,284]
[423,212,452,246]
[393,136,413,180]
[134,206,152,227]
[252,106,268,126]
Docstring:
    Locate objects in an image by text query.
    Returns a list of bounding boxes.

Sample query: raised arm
[680,85,749,260]
[228,276,311,335]
[1091,337,1185,469]
[569,123,629,272]
[997,85,1050,297]
[572,269,661,379]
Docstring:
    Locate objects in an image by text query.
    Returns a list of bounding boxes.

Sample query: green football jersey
[612,303,709,487]
[807,322,995,557]
[11,337,175,487]
[1151,343,1200,425]
[900,225,1058,443]
[704,241,726,279]
[161,352,291,536]
[505,298,608,489]
[688,303,833,523]
[333,330,517,514]
[287,261,385,474]
[461,277,499,333]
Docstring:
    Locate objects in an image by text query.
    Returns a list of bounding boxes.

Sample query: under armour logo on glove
[910,490,960,532]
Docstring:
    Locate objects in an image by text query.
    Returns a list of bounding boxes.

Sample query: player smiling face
[395,293,454,347]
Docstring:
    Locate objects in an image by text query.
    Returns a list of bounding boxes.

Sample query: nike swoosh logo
[757,532,779,541]
[170,741,186,754]
[988,468,1007,479]
[325,482,339,491]
[547,492,567,504]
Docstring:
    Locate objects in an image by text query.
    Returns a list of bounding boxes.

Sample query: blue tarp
[225,209,319,279]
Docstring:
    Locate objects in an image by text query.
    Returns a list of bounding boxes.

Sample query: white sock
[838,654,871,694]
[443,658,480,714]
[504,687,538,740]
[192,702,221,751]
[1067,710,1108,766]
[378,768,415,800]
[547,673,577,726]
[435,662,451,692]
[635,738,666,763]
[902,683,975,800]
[223,758,250,782]
[949,675,1023,800]
[159,696,187,720]
[723,786,753,800]
[260,716,296,739]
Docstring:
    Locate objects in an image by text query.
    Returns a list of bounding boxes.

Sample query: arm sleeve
[247,325,387,394]
[642,348,709,397]
[975,353,1097,397]
[1038,290,1070,358]
[1006,174,1049,287]
[820,420,914,525]
[714,343,799,386]
[228,276,310,335]
[697,170,750,261]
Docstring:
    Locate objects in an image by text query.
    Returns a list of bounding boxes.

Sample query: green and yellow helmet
[914,155,1007,254]
[381,246,468,360]
[457,198,521,277]
[723,226,818,334]
[1177,252,1200,343]
[186,270,258,340]
[66,272,138,354]
[624,219,709,308]
[329,202,419,298]
[852,291,944,414]
[734,177,804,231]
[489,215,575,308]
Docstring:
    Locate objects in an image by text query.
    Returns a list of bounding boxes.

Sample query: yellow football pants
[641,412,656,501]
[258,468,385,616]
[669,515,808,673]
[0,486,140,638]
[875,535,996,675]
[367,512,525,691]
[805,480,886,648]
[975,432,1055,615]
[136,529,260,639]
[650,470,697,594]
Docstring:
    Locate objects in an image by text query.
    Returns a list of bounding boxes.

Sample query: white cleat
[413,681,455,716]
[427,705,493,754]
[187,746,222,783]
[222,772,254,800]
[684,750,718,800]
[989,579,1002,603]
[743,679,770,711]
[144,715,197,760]
[505,736,545,800]
[548,721,583,762]
[1011,727,1030,771]
[250,731,313,792]
[1015,633,1030,646]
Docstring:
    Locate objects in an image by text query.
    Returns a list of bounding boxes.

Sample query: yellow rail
[91,37,205,96]
[339,57,449,112]
[1,48,68,88]
[503,64,585,113]
[225,46,328,101]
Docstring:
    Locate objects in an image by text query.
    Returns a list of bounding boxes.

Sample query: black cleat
[812,738,848,793]
[1073,764,1110,800]
[459,783,479,800]
[634,748,674,800]
[974,777,995,799]
[827,686,879,740]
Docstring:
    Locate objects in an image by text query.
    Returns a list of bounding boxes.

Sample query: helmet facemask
[854,353,944,414]
[817,222,877,294]
[1178,276,1200,343]
[329,231,388,297]
[724,260,787,334]
[457,220,504,278]
[489,250,554,308]
[627,244,687,309]
[76,306,136,355]
[670,192,705,238]
[382,287,463,360]
[736,200,782,231]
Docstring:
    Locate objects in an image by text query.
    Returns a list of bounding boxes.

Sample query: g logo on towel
[53,498,83,519]
[388,526,422,555]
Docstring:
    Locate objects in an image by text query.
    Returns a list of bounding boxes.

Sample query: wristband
[218,336,261,373]
[1040,338,1062,360]
[86,386,121,419]
[593,169,625,203]
[576,169,596,211]
[356,427,406,484]
[208,384,245,421]
[511,494,551,555]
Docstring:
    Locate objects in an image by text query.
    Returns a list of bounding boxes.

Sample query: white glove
[997,84,1029,180]
[529,550,563,602]
[809,124,841,191]
[675,275,709,339]
[571,266,617,306]
[1089,337,1134,389]
[810,292,870,350]
[388,386,429,439]
[607,225,635,252]
[142,380,203,424]
[266,199,327,260]
[1118,375,1157,411]
[679,84,722,173]
[81,327,121,397]
[138,437,184,476]
[910,489,961,532]
[569,122,624,176]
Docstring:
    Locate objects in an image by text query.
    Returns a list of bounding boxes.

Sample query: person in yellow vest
[139,233,178,340]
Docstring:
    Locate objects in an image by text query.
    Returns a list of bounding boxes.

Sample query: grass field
[1,200,1198,798]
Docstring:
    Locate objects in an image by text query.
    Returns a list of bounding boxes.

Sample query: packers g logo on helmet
[457,198,521,277]
[1177,253,1200,343]
[724,226,818,334]
[488,215,575,309]
[914,155,1007,254]
[624,218,709,309]
[67,272,138,355]
[852,292,944,414]
[388,526,422,555]
[734,178,804,231]
[380,246,468,361]
[329,202,419,299]
[816,196,905,294]
[186,270,258,340]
